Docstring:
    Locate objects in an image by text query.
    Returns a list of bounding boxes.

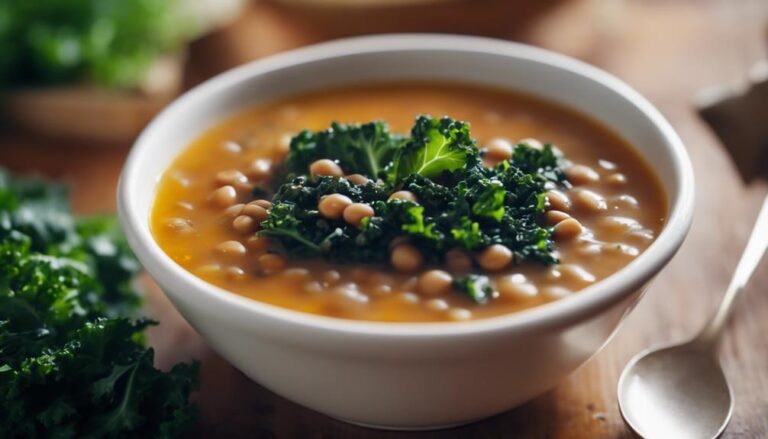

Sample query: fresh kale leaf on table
[0,169,198,438]
[260,115,569,304]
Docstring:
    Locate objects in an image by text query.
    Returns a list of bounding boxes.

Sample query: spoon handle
[694,194,768,350]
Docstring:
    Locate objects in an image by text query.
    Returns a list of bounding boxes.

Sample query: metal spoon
[618,195,768,439]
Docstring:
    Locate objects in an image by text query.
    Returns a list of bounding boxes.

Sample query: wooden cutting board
[1,0,766,437]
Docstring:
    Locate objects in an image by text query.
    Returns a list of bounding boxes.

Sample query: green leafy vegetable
[470,178,506,221]
[453,274,495,305]
[0,170,140,316]
[450,217,485,250]
[0,168,198,438]
[259,201,322,254]
[281,121,404,180]
[259,115,569,303]
[387,116,477,185]
[400,205,440,241]
[0,0,197,89]
[511,141,569,185]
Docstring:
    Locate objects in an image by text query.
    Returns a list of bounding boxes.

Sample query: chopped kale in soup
[260,116,568,304]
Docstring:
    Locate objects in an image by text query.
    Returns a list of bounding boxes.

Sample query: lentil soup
[151,82,667,322]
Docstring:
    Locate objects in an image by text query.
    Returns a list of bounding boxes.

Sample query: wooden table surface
[2,1,767,437]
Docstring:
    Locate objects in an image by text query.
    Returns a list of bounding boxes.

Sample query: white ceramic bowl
[118,34,694,430]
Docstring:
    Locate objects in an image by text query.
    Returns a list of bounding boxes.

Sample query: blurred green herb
[0,0,196,89]
[0,168,199,438]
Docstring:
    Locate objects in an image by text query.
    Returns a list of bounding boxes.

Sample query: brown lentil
[246,235,270,252]
[388,190,417,202]
[546,190,571,211]
[343,203,375,227]
[447,308,472,321]
[606,173,627,186]
[477,244,513,271]
[166,217,194,234]
[485,137,514,161]
[252,199,273,209]
[445,249,473,273]
[216,240,246,256]
[390,244,423,272]
[258,253,286,271]
[497,275,538,299]
[223,203,245,218]
[248,159,272,180]
[322,270,342,285]
[243,203,269,222]
[319,194,353,219]
[417,270,454,296]
[209,185,237,207]
[425,298,450,312]
[224,266,246,281]
[346,174,370,185]
[545,210,571,225]
[573,189,607,212]
[232,215,257,234]
[216,169,248,186]
[565,164,600,185]
[310,159,343,177]
[552,218,583,240]
[518,138,543,149]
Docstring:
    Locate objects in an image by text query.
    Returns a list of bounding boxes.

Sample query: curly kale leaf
[511,143,568,185]
[281,121,404,180]
[400,204,442,242]
[0,169,141,316]
[0,168,198,438]
[450,217,486,250]
[1,316,199,439]
[75,216,142,316]
[0,233,100,362]
[469,178,506,222]
[387,116,478,185]
[259,202,323,254]
[261,176,391,259]
[263,118,566,269]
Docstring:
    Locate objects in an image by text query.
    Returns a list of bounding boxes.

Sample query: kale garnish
[282,121,405,181]
[260,115,568,303]
[0,169,198,438]
[453,274,496,305]
[386,116,477,185]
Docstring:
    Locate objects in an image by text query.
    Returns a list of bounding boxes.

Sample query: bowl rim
[118,34,694,338]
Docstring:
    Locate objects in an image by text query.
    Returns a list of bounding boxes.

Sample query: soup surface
[151,82,667,322]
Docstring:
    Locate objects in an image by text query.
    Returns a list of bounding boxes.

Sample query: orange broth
[151,82,667,322]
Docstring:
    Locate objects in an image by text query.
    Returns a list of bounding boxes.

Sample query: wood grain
[1,0,766,437]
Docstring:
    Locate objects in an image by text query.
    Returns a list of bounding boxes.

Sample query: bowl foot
[333,416,486,431]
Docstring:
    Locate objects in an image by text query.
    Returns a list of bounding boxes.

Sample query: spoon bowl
[618,343,733,439]
[618,194,768,438]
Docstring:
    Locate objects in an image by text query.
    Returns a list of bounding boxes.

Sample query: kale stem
[260,230,321,252]
[364,139,380,177]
